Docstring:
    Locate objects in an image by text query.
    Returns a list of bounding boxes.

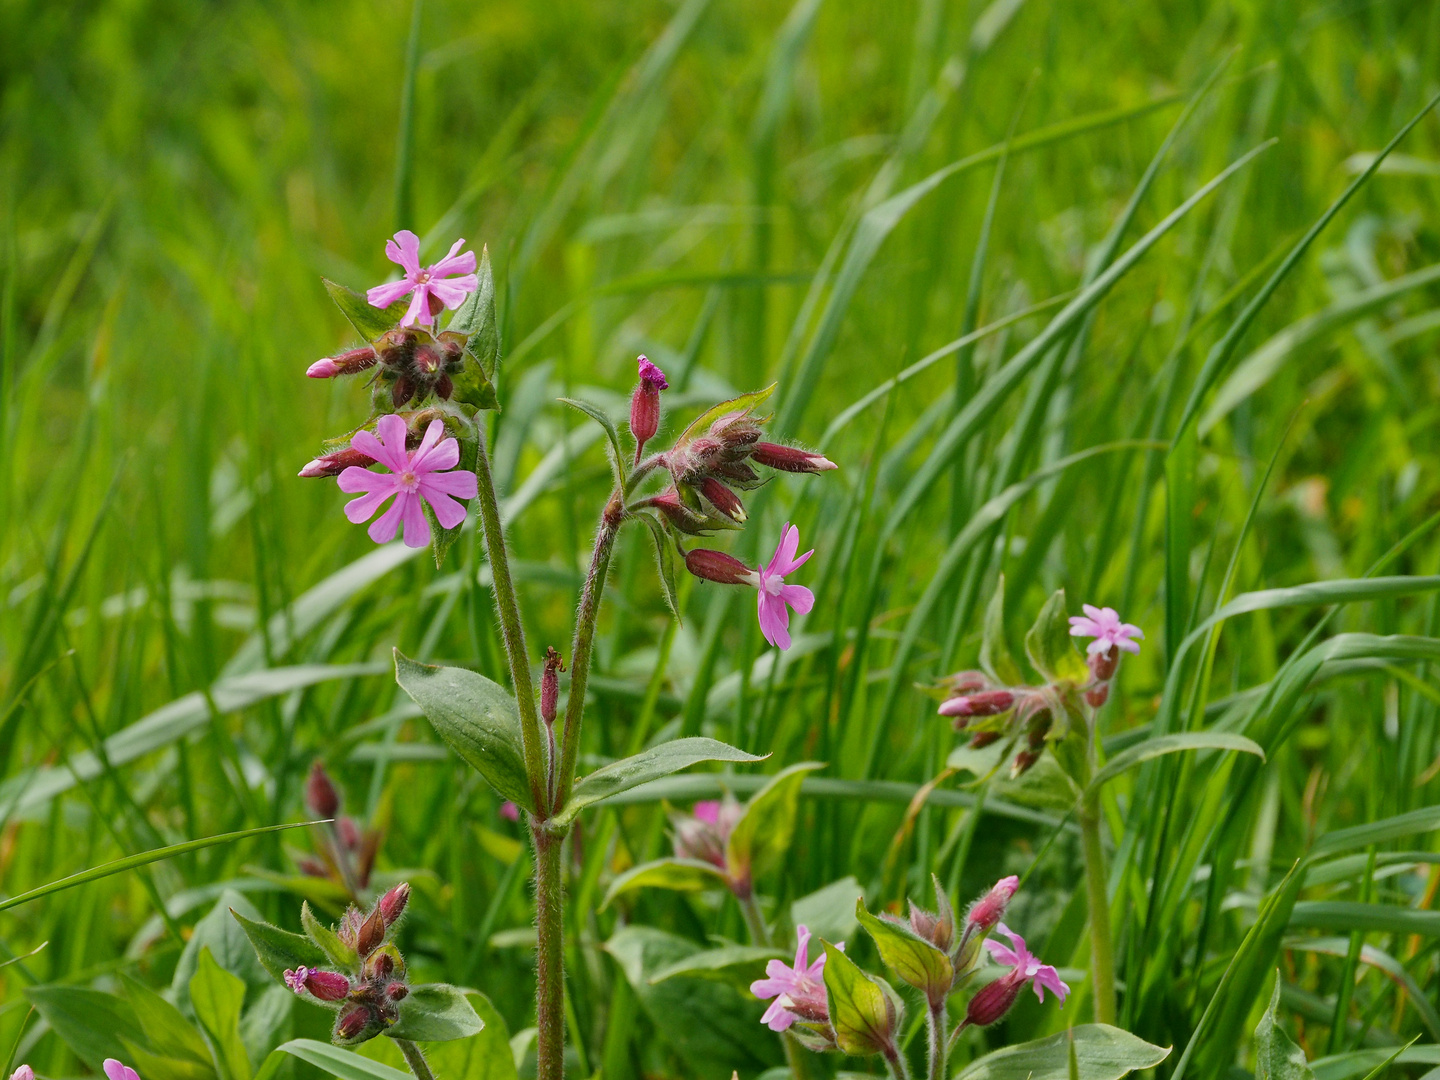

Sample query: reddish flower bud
[649,490,728,536]
[630,355,668,462]
[391,375,416,409]
[1010,750,1040,777]
[386,981,409,1002]
[304,970,352,1001]
[698,477,746,522]
[379,882,410,926]
[338,818,360,850]
[299,446,377,479]
[752,442,837,474]
[964,970,1025,1027]
[684,549,758,586]
[297,856,329,878]
[357,907,386,957]
[1085,683,1110,708]
[968,730,1001,749]
[541,648,564,726]
[1089,644,1119,682]
[334,1005,375,1043]
[308,358,340,378]
[306,762,340,817]
[308,347,377,380]
[966,876,1018,934]
[938,689,1015,718]
[367,951,395,980]
[939,670,991,695]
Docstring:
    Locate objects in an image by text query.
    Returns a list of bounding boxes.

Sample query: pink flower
[499,801,520,822]
[983,923,1069,1004]
[366,231,479,328]
[673,796,742,869]
[755,523,815,651]
[11,1066,35,1080]
[1067,605,1143,656]
[284,966,311,993]
[103,1062,141,1080]
[750,925,834,1032]
[337,415,478,548]
[966,875,1019,933]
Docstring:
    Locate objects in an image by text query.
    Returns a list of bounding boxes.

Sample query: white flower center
[415,270,432,284]
[762,573,785,596]
[399,470,419,491]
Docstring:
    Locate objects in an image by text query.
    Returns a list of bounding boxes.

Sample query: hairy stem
[883,1044,913,1080]
[926,1003,947,1080]
[472,437,546,812]
[395,1039,436,1080]
[1080,794,1117,1025]
[554,496,621,811]
[533,826,566,1080]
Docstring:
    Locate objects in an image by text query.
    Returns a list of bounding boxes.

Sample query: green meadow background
[3,0,1440,1077]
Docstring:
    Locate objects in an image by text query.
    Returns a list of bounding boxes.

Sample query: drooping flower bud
[306,761,341,817]
[939,670,991,696]
[751,442,837,473]
[541,647,564,726]
[304,970,353,1001]
[630,356,668,463]
[307,346,378,379]
[379,882,410,926]
[356,906,386,957]
[938,689,1015,719]
[699,477,746,522]
[649,490,734,536]
[334,1005,377,1043]
[684,549,759,586]
[966,876,1019,935]
[963,970,1026,1027]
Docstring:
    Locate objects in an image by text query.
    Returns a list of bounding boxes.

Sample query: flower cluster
[283,883,413,1044]
[297,761,381,894]
[936,601,1142,776]
[751,925,834,1033]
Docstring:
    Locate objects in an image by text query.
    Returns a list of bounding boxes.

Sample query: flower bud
[1025,711,1052,749]
[334,1005,377,1043]
[299,446,376,479]
[939,670,990,695]
[306,761,340,817]
[1089,644,1119,682]
[499,800,520,822]
[365,945,400,980]
[307,358,341,378]
[966,876,1018,935]
[630,356,668,461]
[968,730,1001,749]
[338,817,360,850]
[938,689,1015,718]
[391,375,416,409]
[338,907,364,949]
[1085,683,1110,708]
[11,1065,35,1080]
[308,346,377,379]
[304,970,352,1001]
[379,882,410,926]
[684,549,759,586]
[1010,750,1040,777]
[541,647,564,726]
[386,981,409,1002]
[356,906,386,957]
[752,442,837,473]
[698,478,746,522]
[650,490,732,536]
[964,970,1025,1027]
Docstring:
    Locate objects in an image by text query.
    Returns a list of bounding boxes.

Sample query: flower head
[638,356,668,390]
[750,925,833,1032]
[673,796,742,869]
[11,1066,35,1080]
[967,875,1019,934]
[983,924,1069,1004]
[284,966,311,993]
[366,231,478,328]
[103,1061,141,1080]
[756,524,815,651]
[499,800,520,822]
[1067,605,1143,656]
[337,415,478,548]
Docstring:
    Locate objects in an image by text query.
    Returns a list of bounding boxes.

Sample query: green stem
[395,1039,436,1080]
[926,1003,946,1080]
[472,437,546,812]
[533,826,566,1080]
[554,498,621,811]
[1080,795,1117,1025]
[884,1044,913,1080]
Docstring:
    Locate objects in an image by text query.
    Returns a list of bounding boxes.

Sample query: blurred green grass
[3,0,1440,1076]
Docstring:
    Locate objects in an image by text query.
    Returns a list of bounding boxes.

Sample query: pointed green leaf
[393,651,532,810]
[324,279,407,343]
[26,986,145,1071]
[231,909,329,984]
[601,857,729,909]
[191,948,252,1080]
[277,1040,409,1080]
[675,384,777,446]
[559,397,627,485]
[854,897,952,1004]
[635,512,681,618]
[118,1038,217,1080]
[980,576,1023,686]
[1084,733,1265,798]
[553,738,765,828]
[646,944,786,985]
[954,1025,1170,1080]
[1025,589,1088,683]
[302,901,359,973]
[1255,974,1314,1080]
[726,762,824,884]
[821,940,896,1058]
[386,983,484,1042]
[449,246,500,380]
[122,973,214,1067]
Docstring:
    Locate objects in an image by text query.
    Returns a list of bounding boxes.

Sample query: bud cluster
[309,328,468,410]
[284,883,413,1045]
[299,761,381,893]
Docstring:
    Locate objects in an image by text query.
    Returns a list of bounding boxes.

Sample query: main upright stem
[532,827,566,1080]
[1080,794,1116,1025]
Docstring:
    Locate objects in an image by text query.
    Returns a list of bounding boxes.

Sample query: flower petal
[400,492,431,548]
[430,242,477,278]
[373,414,412,472]
[408,419,446,469]
[401,287,430,328]
[758,592,791,650]
[337,466,389,494]
[421,489,467,529]
[386,230,422,276]
[411,427,459,474]
[344,488,393,524]
[780,583,814,615]
[782,545,815,576]
[759,998,795,1032]
[366,279,415,308]
[368,497,406,544]
[421,467,478,499]
[426,278,476,310]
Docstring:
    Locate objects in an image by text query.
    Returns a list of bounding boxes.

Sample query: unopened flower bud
[966,876,1018,934]
[1090,644,1119,682]
[299,446,377,479]
[1025,712,1052,749]
[1086,683,1110,708]
[968,730,1001,749]
[1010,750,1040,777]
[939,670,990,695]
[338,907,364,948]
[304,970,352,1001]
[338,818,360,849]
[391,375,416,409]
[357,907,386,957]
[499,801,520,822]
[306,761,340,817]
[541,648,564,725]
[684,549,758,586]
[379,882,410,926]
[334,1005,375,1043]
[964,970,1025,1027]
[386,981,409,1002]
[630,356,668,462]
[650,490,726,536]
[752,442,837,473]
[366,949,395,980]
[699,477,746,522]
[11,1065,35,1080]
[308,358,341,378]
[938,689,1015,718]
[308,346,377,380]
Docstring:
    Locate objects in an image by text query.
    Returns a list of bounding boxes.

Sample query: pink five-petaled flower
[104,1061,142,1080]
[756,523,815,651]
[750,925,834,1032]
[337,415,478,548]
[284,966,311,993]
[366,231,479,328]
[1067,604,1143,656]
[984,923,1069,1004]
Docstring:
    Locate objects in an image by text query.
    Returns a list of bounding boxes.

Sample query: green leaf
[449,245,500,381]
[792,877,863,943]
[559,397,627,487]
[122,973,215,1066]
[726,762,824,884]
[118,1039,217,1080]
[429,991,517,1080]
[820,940,896,1057]
[393,651,532,810]
[552,737,765,828]
[239,986,294,1072]
[231,908,330,985]
[1289,902,1440,937]
[953,1025,1170,1080]
[1311,806,1440,860]
[1255,974,1315,1080]
[387,984,484,1042]
[302,901,359,973]
[1025,589,1087,683]
[675,384,777,446]
[854,897,952,1003]
[26,986,145,1071]
[192,947,252,1080]
[635,512,681,619]
[600,857,728,909]
[277,1040,409,1080]
[324,279,407,343]
[176,893,274,1015]
[646,944,786,985]
[1085,733,1265,798]
[980,575,1023,686]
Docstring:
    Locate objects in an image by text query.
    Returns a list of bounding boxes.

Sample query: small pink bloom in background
[338,415,478,548]
[103,1061,141,1080]
[366,231,479,328]
[984,923,1069,1004]
[1068,604,1143,656]
[499,801,520,822]
[11,1066,35,1080]
[284,966,311,993]
[755,523,815,651]
[750,924,835,1032]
